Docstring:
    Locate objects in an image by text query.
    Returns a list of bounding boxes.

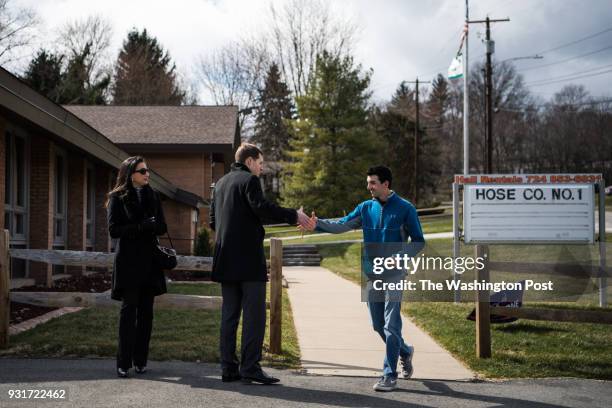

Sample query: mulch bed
[9,272,112,325]
[10,302,58,325]
[165,269,212,282]
[12,272,112,293]
[8,271,213,326]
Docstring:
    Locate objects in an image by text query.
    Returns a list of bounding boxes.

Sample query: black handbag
[154,232,178,270]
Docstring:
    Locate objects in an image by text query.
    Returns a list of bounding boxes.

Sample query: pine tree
[23,45,109,105]
[23,49,64,103]
[282,51,381,217]
[60,42,110,104]
[427,74,449,125]
[251,63,294,203]
[374,82,417,200]
[112,28,185,105]
[252,63,294,161]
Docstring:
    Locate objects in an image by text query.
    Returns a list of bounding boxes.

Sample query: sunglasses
[134,168,149,175]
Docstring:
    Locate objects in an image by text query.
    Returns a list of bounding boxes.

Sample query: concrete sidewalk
[284,266,475,380]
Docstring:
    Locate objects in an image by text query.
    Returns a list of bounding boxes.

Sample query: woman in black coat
[106,156,168,378]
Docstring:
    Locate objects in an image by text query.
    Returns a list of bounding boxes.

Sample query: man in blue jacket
[301,166,425,392]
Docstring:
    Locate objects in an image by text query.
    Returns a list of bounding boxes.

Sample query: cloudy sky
[12,0,612,104]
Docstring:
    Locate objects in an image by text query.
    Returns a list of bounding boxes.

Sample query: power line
[528,67,612,87]
[526,62,612,85]
[497,99,612,113]
[518,45,612,72]
[533,26,612,55]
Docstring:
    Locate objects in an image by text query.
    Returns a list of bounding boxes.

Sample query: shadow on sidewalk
[0,358,575,408]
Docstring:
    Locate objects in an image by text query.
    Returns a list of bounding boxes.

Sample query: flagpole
[454,0,470,304]
[463,0,469,175]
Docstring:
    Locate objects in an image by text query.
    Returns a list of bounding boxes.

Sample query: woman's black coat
[209,163,298,282]
[107,185,168,301]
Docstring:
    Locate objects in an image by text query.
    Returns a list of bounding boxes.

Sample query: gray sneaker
[400,345,414,379]
[373,375,397,392]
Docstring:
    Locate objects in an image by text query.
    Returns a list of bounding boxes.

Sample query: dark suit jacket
[210,162,297,282]
[107,185,168,300]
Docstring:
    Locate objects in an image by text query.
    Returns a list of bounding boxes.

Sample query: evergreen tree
[251,63,294,203]
[373,82,417,200]
[427,74,449,124]
[23,45,109,105]
[112,28,185,105]
[373,81,442,206]
[23,49,64,102]
[282,51,381,217]
[252,63,294,161]
[60,42,110,104]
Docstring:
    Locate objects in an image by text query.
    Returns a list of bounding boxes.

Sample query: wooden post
[0,230,10,348]
[475,244,491,358]
[269,238,283,354]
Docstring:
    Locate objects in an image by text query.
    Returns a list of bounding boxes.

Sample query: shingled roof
[64,105,238,145]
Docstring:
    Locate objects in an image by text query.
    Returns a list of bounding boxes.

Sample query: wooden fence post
[269,238,283,354]
[476,244,491,358]
[0,230,10,348]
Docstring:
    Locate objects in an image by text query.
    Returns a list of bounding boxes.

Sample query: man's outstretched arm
[312,204,363,234]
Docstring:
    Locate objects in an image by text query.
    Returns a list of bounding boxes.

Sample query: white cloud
[9,0,612,102]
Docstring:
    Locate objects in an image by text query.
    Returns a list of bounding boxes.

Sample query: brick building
[64,105,240,230]
[0,67,231,287]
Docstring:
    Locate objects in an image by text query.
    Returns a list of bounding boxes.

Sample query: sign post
[598,180,607,307]
[475,244,491,358]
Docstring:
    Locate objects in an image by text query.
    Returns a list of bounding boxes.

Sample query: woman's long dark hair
[105,156,145,208]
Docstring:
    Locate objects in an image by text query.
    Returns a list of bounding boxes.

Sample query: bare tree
[56,15,113,88]
[196,38,270,128]
[0,0,39,65]
[268,0,357,97]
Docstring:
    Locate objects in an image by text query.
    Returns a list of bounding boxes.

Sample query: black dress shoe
[117,368,129,378]
[240,370,280,384]
[221,372,242,382]
[135,366,147,374]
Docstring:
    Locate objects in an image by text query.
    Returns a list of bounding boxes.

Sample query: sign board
[463,183,594,244]
[454,173,602,185]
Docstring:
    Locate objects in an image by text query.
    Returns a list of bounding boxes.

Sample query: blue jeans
[366,279,412,378]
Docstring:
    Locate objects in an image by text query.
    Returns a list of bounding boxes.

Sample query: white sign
[464,184,594,244]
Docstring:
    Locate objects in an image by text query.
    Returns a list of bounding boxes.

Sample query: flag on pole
[448,23,468,80]
[448,53,463,79]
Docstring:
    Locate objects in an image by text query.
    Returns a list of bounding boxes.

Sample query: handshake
[296,207,318,231]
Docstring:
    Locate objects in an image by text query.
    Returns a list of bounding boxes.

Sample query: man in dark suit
[210,143,311,384]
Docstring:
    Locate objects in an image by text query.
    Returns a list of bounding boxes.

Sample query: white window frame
[53,146,68,247]
[4,128,30,245]
[85,163,96,249]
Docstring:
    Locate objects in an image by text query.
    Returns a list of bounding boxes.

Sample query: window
[86,166,95,249]
[53,148,68,246]
[4,131,30,278]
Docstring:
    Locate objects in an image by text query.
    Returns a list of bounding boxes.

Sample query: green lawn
[420,214,453,234]
[1,283,301,369]
[319,242,612,379]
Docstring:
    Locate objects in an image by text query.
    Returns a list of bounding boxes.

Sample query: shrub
[194,226,213,256]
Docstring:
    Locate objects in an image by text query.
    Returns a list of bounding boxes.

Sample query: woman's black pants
[117,287,155,370]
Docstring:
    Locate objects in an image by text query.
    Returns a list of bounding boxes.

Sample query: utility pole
[463,0,469,175]
[468,16,509,173]
[405,77,430,206]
